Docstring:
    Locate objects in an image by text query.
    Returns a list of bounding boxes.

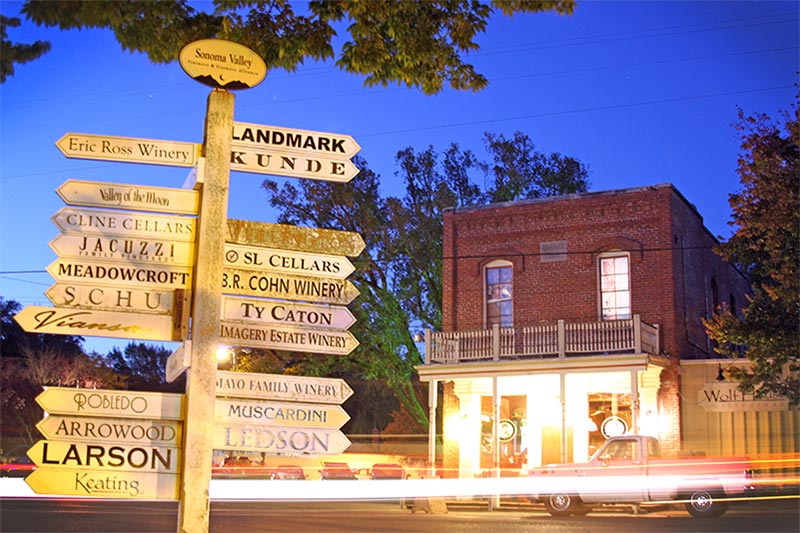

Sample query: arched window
[484,260,513,328]
[598,253,631,320]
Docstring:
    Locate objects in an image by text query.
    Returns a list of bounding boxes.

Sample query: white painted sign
[214,423,351,455]
[216,370,354,404]
[52,207,196,242]
[227,219,365,257]
[25,468,179,500]
[46,283,177,315]
[56,133,198,167]
[219,321,359,356]
[48,259,192,290]
[34,387,184,420]
[50,234,195,266]
[165,341,191,384]
[215,398,350,429]
[14,306,177,342]
[224,242,355,279]
[221,296,356,331]
[27,440,180,474]
[36,416,183,446]
[230,146,359,183]
[56,179,200,215]
[232,122,361,158]
[222,268,358,305]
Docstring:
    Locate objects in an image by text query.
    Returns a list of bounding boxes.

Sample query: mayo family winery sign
[179,39,267,90]
[216,370,354,405]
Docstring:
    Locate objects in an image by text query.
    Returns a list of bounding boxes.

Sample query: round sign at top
[179,39,266,90]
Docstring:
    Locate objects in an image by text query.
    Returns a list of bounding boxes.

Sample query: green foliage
[704,100,799,405]
[106,342,182,392]
[0,15,50,82]
[10,0,576,90]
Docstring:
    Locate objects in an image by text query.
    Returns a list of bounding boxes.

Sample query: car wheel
[544,493,580,516]
[684,487,728,518]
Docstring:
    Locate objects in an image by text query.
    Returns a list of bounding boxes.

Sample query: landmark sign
[56,179,200,215]
[221,268,358,305]
[27,440,180,474]
[46,283,177,315]
[25,468,180,500]
[216,370,354,405]
[50,234,195,266]
[37,415,182,447]
[215,398,350,429]
[232,122,361,159]
[47,259,192,290]
[52,207,196,242]
[213,422,351,455]
[219,321,359,355]
[229,146,359,183]
[221,296,356,331]
[34,387,184,420]
[224,242,355,279]
[227,218,365,257]
[56,133,198,167]
[14,306,177,342]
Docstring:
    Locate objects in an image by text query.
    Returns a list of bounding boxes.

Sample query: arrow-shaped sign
[221,296,356,331]
[232,122,361,159]
[14,306,178,342]
[214,423,351,455]
[219,321,359,355]
[27,440,180,474]
[165,341,191,384]
[25,467,180,500]
[50,234,196,266]
[47,259,192,290]
[226,219,365,257]
[45,283,178,315]
[36,415,183,446]
[34,387,184,420]
[52,207,196,242]
[221,268,358,305]
[230,147,359,183]
[56,133,198,168]
[224,242,355,279]
[215,398,350,429]
[216,370,354,404]
[56,179,200,215]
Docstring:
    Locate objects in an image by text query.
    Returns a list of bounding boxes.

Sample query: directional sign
[56,133,198,168]
[48,259,192,290]
[214,423,351,455]
[216,370,354,404]
[27,440,180,474]
[219,321,359,356]
[224,242,354,279]
[46,283,178,315]
[232,122,361,159]
[221,296,356,331]
[227,219,365,257]
[215,398,350,429]
[230,146,359,183]
[56,179,200,215]
[34,387,184,420]
[52,207,196,242]
[36,415,183,446]
[14,306,178,342]
[25,468,180,500]
[50,234,195,266]
[165,341,191,384]
[222,268,358,305]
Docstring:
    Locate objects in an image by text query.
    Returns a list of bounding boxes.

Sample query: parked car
[370,463,405,480]
[529,435,755,518]
[320,461,357,480]
[270,465,306,480]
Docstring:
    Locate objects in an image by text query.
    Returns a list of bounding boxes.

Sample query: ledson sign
[13,38,364,533]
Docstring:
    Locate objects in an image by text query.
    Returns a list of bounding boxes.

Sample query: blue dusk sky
[1,1,797,355]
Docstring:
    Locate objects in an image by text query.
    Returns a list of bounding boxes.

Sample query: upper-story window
[485,261,513,328]
[599,253,631,320]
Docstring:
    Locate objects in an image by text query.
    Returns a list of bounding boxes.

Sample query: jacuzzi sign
[698,382,789,412]
[179,39,266,90]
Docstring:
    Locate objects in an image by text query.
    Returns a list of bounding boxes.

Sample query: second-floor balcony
[423,315,660,364]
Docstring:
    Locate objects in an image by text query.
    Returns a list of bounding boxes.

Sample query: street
[1,498,797,533]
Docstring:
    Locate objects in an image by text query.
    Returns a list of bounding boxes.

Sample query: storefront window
[485,262,513,328]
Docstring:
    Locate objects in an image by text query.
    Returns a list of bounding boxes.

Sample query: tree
[0,15,50,83]
[106,342,183,392]
[8,0,576,90]
[703,101,799,405]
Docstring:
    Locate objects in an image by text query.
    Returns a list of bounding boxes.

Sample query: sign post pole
[177,89,234,533]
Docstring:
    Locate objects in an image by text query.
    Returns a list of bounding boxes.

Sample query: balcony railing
[424,315,660,364]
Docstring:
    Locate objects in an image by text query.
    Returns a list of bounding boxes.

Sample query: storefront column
[631,370,640,434]
[560,373,567,463]
[490,376,500,510]
[428,378,438,476]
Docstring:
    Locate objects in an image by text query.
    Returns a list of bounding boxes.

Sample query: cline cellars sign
[179,39,267,90]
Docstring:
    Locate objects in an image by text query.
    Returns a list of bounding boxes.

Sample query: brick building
[416,183,762,479]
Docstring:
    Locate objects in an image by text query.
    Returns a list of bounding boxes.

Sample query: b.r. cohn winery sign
[179,39,266,90]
